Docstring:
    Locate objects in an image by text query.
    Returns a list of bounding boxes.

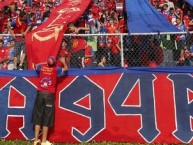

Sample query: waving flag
[126,0,180,33]
[186,0,193,6]
[25,0,90,69]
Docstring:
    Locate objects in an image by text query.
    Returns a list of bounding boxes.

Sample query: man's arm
[58,57,68,72]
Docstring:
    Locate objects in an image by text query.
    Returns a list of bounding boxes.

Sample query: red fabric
[0,48,7,62]
[111,36,120,54]
[0,0,15,9]
[72,37,86,52]
[13,17,27,34]
[183,15,191,30]
[38,64,57,93]
[84,45,93,66]
[26,0,91,69]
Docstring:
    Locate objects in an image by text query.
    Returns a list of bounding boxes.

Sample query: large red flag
[25,0,91,69]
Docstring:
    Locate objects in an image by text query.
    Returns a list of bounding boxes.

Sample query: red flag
[25,0,91,69]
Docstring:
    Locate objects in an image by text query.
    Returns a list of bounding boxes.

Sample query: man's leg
[34,125,41,145]
[13,56,18,69]
[42,126,49,142]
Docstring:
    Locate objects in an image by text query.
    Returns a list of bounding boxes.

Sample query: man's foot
[34,139,41,145]
[41,140,53,145]
[18,65,23,70]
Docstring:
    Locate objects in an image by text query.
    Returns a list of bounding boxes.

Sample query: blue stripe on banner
[1,67,193,77]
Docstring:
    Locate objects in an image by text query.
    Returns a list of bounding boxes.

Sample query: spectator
[109,35,121,66]
[84,41,94,67]
[176,18,187,58]
[56,38,71,68]
[2,39,15,70]
[7,10,28,70]
[168,7,177,25]
[98,55,106,67]
[0,39,7,69]
[183,11,193,31]
[178,45,191,66]
[67,22,89,68]
[174,4,184,23]
[161,4,170,18]
[107,18,118,33]
[42,5,51,22]
[164,0,175,11]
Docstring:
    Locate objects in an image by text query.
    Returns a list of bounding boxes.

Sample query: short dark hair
[0,39,4,44]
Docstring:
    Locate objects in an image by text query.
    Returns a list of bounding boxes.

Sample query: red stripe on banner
[26,0,91,69]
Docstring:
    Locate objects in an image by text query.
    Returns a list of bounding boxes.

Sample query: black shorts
[31,91,55,127]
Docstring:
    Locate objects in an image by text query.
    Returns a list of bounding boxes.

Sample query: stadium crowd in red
[0,0,127,70]
[0,0,192,70]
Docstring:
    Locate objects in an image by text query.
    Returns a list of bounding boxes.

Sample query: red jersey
[90,5,100,19]
[183,15,192,31]
[13,17,27,34]
[72,37,86,52]
[111,36,120,54]
[37,64,62,93]
[119,19,125,33]
[84,45,93,66]
[0,47,7,62]
[107,24,117,33]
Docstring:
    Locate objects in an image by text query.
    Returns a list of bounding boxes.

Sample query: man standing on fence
[32,56,68,145]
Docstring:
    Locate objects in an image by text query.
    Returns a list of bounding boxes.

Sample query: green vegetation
[0,140,187,145]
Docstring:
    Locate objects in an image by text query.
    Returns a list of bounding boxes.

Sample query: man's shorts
[31,91,55,127]
[14,38,26,57]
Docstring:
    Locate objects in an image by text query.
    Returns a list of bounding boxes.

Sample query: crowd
[0,0,127,70]
[150,0,193,66]
[1,0,193,69]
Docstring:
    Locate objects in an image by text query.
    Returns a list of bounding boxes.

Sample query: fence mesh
[63,32,193,68]
[1,32,193,70]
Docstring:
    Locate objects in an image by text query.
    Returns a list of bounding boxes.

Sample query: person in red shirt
[174,4,184,23]
[0,39,7,69]
[183,11,193,31]
[67,22,89,68]
[32,56,68,145]
[56,38,71,68]
[118,15,126,33]
[7,10,28,70]
[167,7,177,25]
[84,42,94,67]
[110,35,121,66]
[107,18,118,33]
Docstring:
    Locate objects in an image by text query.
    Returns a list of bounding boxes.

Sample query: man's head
[0,39,3,48]
[47,56,56,67]
[67,22,76,33]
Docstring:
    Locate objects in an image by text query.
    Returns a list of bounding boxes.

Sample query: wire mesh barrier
[64,32,193,68]
[1,32,193,70]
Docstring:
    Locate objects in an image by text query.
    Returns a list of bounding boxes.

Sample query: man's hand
[59,57,68,72]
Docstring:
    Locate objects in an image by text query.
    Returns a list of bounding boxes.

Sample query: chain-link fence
[64,32,193,68]
[1,32,193,70]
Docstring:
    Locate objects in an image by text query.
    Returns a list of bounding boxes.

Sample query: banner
[186,0,193,6]
[25,0,90,69]
[1,67,193,144]
[125,0,180,33]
